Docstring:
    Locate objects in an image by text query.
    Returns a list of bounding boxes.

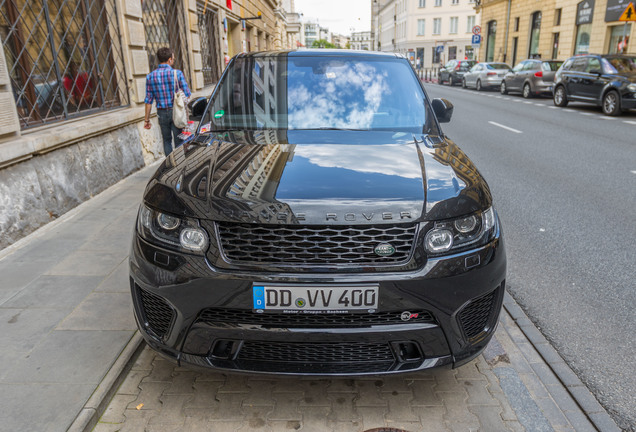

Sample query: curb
[67,332,145,432]
[502,293,621,432]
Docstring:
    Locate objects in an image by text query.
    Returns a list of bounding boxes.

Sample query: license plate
[253,285,379,312]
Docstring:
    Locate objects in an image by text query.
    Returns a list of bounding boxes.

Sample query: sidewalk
[0,162,620,432]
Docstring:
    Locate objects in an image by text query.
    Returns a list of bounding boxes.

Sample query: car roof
[236,49,403,59]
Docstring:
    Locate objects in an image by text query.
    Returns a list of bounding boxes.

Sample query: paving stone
[143,357,177,383]
[218,374,251,393]
[433,370,461,392]
[242,382,276,407]
[495,368,552,432]
[118,369,151,396]
[550,362,583,388]
[240,405,275,430]
[187,381,224,409]
[46,250,124,277]
[0,259,58,302]
[566,385,604,414]
[131,347,155,371]
[375,377,415,394]
[135,381,171,410]
[353,385,387,407]
[503,420,526,432]
[384,420,423,431]
[297,406,330,427]
[455,358,488,381]
[164,370,199,395]
[534,397,571,427]
[325,378,358,393]
[100,394,138,423]
[414,406,448,431]
[515,341,544,364]
[357,405,388,429]
[562,409,597,431]
[534,342,566,365]
[385,392,420,422]
[468,405,508,431]
[95,259,130,293]
[439,391,480,430]
[266,392,302,421]
[545,384,580,413]
[489,388,522,422]
[325,420,362,432]
[195,371,226,382]
[517,372,551,399]
[327,393,361,422]
[182,414,215,432]
[92,422,124,432]
[588,412,622,432]
[410,379,443,407]
[215,392,252,421]
[464,379,500,406]
[298,381,331,407]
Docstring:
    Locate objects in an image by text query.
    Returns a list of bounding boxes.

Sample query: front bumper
[129,224,506,376]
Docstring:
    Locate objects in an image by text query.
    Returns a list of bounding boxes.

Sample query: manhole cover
[363,429,412,432]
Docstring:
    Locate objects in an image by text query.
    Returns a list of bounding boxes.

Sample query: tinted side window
[561,58,574,71]
[571,58,588,72]
[512,62,525,72]
[586,58,601,73]
[523,61,539,71]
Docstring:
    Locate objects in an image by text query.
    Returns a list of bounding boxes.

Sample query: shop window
[1,0,129,129]
[528,11,542,58]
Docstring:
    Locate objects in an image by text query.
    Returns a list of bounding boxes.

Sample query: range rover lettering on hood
[219,209,415,224]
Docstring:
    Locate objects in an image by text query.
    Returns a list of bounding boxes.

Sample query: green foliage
[311,39,337,49]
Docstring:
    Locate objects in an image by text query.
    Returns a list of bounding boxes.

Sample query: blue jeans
[156,108,183,156]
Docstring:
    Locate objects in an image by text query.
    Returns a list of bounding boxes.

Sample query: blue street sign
[471,35,482,45]
[436,45,444,54]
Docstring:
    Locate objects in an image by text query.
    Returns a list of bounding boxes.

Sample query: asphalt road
[425,82,636,430]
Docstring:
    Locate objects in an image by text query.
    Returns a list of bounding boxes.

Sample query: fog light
[425,228,453,253]
[180,228,208,252]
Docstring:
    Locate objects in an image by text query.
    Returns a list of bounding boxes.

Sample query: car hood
[143,130,492,224]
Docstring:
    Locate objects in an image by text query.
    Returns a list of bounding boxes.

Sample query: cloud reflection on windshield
[288,63,389,130]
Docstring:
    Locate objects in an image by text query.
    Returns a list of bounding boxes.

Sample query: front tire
[448,76,454,86]
[602,90,621,116]
[438,75,443,85]
[523,83,533,98]
[462,78,467,88]
[500,81,508,94]
[553,86,569,107]
[476,80,482,91]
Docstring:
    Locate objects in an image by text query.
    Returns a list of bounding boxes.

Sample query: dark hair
[157,48,173,63]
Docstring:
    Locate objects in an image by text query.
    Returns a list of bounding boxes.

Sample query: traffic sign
[471,34,481,45]
[436,45,444,54]
[472,25,481,35]
[619,2,636,21]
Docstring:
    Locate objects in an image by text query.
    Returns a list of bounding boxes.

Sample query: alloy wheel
[476,80,482,91]
[602,90,620,116]
[500,81,507,94]
[553,86,568,107]
[523,83,532,98]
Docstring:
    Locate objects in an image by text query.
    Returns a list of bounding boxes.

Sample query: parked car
[130,50,506,376]
[438,59,478,86]
[553,54,636,116]
[462,62,511,91]
[500,59,563,98]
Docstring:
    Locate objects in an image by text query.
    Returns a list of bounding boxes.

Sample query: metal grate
[142,0,190,83]
[458,290,497,341]
[197,3,221,86]
[0,0,129,128]
[237,341,395,364]
[139,288,174,339]
[216,223,417,266]
[198,308,436,328]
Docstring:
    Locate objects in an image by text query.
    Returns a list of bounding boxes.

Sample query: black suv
[553,54,636,116]
[438,59,478,86]
[130,50,506,375]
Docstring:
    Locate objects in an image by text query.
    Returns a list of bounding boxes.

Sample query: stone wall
[0,124,145,249]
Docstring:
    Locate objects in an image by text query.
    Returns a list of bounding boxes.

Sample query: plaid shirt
[144,64,191,109]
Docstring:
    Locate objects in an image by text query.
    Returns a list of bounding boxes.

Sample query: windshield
[602,57,636,73]
[203,55,433,134]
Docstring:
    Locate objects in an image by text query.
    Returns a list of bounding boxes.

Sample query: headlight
[137,204,209,254]
[628,84,636,92]
[424,207,497,256]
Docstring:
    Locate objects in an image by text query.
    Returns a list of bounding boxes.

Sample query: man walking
[144,48,192,156]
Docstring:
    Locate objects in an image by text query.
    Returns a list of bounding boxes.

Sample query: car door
[581,57,607,101]
[566,57,590,100]
[465,64,480,87]
[507,61,527,91]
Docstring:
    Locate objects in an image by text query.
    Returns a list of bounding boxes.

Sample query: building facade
[376,0,480,69]
[477,0,635,66]
[351,31,373,50]
[0,0,294,249]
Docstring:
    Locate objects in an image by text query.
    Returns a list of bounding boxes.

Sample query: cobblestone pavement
[92,305,608,432]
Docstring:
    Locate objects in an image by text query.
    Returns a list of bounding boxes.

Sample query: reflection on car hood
[143,130,492,224]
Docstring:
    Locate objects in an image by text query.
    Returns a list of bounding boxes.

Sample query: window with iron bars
[0,0,129,129]
[197,3,221,86]
[142,0,191,83]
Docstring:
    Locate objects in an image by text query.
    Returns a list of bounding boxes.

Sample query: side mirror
[432,98,454,123]
[589,69,602,76]
[188,97,208,121]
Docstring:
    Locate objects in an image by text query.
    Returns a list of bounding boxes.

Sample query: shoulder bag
[172,70,188,129]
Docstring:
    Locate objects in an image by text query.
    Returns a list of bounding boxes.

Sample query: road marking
[488,121,523,134]
[624,121,636,125]
[534,103,544,106]
[580,112,594,116]
[600,116,617,120]
[524,101,533,104]
[548,106,558,109]
[631,170,636,174]
[564,109,576,112]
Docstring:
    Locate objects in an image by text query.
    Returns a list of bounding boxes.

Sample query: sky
[293,0,371,36]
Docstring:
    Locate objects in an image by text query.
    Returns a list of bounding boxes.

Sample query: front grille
[458,290,497,341]
[237,341,395,363]
[138,288,175,339]
[216,223,417,266]
[198,308,436,328]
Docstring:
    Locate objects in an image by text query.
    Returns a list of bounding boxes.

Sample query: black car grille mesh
[216,223,417,266]
[458,290,497,341]
[138,288,174,339]
[237,341,395,364]
[197,308,435,328]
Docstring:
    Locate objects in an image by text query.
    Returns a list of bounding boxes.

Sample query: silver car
[500,59,563,98]
[462,63,511,91]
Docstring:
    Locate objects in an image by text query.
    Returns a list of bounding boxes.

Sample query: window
[1,0,129,129]
[419,0,426,7]
[450,17,458,34]
[467,16,476,33]
[449,46,457,60]
[435,0,442,6]
[555,8,562,26]
[528,11,542,58]
[433,18,441,34]
[609,24,631,54]
[197,6,222,86]
[551,32,559,59]
[514,17,519,32]
[452,0,459,4]
[486,20,496,62]
[418,19,426,36]
[586,57,601,73]
[574,24,591,54]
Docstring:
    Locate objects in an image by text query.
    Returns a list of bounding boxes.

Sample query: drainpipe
[503,0,511,62]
